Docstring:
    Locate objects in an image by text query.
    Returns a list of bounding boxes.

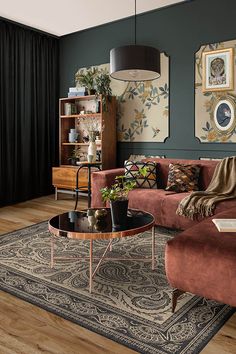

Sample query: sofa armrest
[91,168,125,207]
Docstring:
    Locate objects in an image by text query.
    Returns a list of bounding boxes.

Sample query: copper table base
[49,209,155,293]
[50,227,155,293]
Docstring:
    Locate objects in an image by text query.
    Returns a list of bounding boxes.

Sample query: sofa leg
[172,288,185,313]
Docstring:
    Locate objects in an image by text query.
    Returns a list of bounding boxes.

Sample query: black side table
[74,161,102,210]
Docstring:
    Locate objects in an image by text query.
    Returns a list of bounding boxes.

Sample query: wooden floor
[0,195,235,354]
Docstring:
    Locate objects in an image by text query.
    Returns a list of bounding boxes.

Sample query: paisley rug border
[0,222,235,354]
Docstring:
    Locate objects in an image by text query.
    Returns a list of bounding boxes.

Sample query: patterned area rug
[0,222,234,354]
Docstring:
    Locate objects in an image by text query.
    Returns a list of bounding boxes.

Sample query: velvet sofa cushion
[127,189,192,228]
[128,188,236,230]
[124,160,157,188]
[165,163,201,192]
[165,207,236,307]
[127,189,167,225]
[142,158,218,190]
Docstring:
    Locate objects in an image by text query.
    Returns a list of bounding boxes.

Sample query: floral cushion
[165,163,201,192]
[124,161,157,189]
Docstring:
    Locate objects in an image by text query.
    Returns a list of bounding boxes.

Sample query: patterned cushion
[166,163,201,192]
[124,161,157,189]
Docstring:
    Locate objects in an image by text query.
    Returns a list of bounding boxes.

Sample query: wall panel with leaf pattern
[76,53,169,142]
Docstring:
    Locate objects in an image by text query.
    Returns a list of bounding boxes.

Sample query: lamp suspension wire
[134,0,137,45]
[110,0,161,81]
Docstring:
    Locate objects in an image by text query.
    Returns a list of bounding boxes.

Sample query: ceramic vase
[88,141,96,162]
[68,129,78,143]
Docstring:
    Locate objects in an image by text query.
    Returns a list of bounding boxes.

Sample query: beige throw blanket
[176,156,236,219]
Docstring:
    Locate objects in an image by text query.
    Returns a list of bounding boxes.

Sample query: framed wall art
[195,40,236,143]
[211,95,236,135]
[202,47,234,92]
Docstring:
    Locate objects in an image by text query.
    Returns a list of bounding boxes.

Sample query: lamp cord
[134,0,136,45]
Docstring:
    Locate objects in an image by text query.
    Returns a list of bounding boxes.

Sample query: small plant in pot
[75,67,98,95]
[100,176,136,231]
[95,73,112,112]
[68,147,81,165]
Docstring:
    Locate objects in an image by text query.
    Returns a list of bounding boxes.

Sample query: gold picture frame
[210,95,236,135]
[202,48,234,92]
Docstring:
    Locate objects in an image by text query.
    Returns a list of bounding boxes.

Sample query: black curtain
[0,20,59,206]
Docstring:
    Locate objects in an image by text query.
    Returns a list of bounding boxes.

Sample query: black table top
[48,208,154,240]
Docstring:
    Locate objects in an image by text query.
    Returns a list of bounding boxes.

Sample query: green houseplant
[101,167,148,203]
[101,175,136,230]
[75,67,98,95]
[68,147,81,165]
[100,167,148,230]
[101,176,136,202]
[95,73,112,111]
[75,67,112,110]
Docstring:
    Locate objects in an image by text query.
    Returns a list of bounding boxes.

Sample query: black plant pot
[110,199,128,231]
[69,158,80,166]
[88,88,96,95]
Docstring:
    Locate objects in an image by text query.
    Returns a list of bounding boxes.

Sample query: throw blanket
[176,156,236,219]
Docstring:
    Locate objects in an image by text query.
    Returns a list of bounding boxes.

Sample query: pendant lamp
[110,0,161,82]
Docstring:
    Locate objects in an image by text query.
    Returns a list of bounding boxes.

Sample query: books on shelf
[68,86,87,97]
[69,86,86,93]
[68,92,86,97]
[212,219,236,232]
[64,103,77,115]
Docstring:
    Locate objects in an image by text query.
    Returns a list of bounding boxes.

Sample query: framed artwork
[211,96,236,135]
[202,48,234,92]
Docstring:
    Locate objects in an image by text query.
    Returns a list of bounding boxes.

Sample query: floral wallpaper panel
[76,53,169,142]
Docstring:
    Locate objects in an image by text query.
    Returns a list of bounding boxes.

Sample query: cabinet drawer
[52,167,88,190]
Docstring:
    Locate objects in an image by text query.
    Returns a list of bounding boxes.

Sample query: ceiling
[0,0,186,36]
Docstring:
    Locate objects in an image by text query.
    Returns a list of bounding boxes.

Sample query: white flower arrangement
[79,116,103,142]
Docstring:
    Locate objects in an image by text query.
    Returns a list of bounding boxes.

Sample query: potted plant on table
[100,175,136,230]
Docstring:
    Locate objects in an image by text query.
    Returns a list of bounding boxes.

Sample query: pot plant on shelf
[75,67,98,95]
[95,73,112,112]
[75,67,112,110]
[101,175,136,230]
[67,147,81,165]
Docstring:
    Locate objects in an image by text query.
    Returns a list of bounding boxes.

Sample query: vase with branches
[80,117,101,162]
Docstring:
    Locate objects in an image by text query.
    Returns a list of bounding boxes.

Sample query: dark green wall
[59,0,236,165]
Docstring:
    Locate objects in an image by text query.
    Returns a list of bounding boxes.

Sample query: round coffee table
[48,208,155,293]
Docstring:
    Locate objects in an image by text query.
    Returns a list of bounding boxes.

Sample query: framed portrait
[202,48,234,92]
[211,96,236,135]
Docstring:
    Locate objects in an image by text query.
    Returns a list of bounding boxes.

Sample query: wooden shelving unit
[52,95,116,198]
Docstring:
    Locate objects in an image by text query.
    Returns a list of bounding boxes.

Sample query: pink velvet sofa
[165,207,236,308]
[91,158,236,230]
[91,158,236,308]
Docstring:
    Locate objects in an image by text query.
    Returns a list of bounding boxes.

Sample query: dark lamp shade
[110,45,161,81]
